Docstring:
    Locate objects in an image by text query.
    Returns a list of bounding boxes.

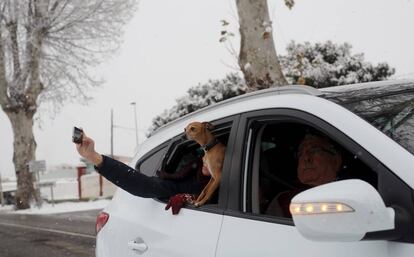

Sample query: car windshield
[323,82,414,155]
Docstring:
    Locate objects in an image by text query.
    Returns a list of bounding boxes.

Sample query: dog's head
[184,121,214,142]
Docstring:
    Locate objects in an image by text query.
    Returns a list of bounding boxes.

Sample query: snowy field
[0,199,111,215]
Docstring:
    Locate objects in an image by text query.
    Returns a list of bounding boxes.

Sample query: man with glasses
[266,133,342,217]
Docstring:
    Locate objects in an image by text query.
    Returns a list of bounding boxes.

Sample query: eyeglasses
[297,146,337,159]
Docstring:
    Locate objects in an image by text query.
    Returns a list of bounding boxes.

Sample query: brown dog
[184,121,226,207]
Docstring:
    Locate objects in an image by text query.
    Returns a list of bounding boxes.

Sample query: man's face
[297,136,342,186]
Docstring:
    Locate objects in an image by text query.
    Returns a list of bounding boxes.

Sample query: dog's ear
[202,122,214,131]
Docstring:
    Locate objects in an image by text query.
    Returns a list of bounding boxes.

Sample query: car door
[215,105,414,257]
[97,116,239,257]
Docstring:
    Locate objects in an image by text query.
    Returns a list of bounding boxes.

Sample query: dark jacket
[95,155,207,199]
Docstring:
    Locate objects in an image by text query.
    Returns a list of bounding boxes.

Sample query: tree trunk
[5,109,37,209]
[236,0,288,90]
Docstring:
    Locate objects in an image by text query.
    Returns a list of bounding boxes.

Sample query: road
[0,209,100,257]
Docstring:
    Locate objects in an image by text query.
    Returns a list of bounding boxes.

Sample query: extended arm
[75,134,204,198]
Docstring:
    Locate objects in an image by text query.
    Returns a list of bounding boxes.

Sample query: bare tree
[236,0,294,90]
[0,0,137,209]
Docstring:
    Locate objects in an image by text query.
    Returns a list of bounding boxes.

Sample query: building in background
[0,176,17,205]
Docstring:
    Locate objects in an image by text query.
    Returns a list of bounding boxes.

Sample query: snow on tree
[148,73,247,134]
[0,0,137,209]
[149,41,395,134]
[279,41,395,88]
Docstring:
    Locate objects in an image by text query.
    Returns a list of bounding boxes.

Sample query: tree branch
[24,0,45,105]
[0,27,11,108]
[7,21,22,81]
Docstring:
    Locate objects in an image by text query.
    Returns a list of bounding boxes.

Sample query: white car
[96,80,414,257]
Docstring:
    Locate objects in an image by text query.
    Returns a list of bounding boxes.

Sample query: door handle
[128,237,148,254]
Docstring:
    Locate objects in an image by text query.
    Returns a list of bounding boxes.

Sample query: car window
[157,141,206,183]
[135,118,237,212]
[136,145,168,176]
[244,121,378,219]
[155,122,233,206]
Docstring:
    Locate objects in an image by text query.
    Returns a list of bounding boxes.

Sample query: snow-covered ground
[0,199,111,215]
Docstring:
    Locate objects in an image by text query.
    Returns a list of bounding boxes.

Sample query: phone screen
[72,127,83,144]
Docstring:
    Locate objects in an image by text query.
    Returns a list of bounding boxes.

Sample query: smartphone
[72,127,84,144]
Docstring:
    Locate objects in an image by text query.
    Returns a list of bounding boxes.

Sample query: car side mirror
[290,179,395,242]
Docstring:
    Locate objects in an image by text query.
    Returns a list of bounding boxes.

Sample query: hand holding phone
[72,127,84,144]
[73,128,102,166]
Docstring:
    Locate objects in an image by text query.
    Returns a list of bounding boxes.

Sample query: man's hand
[75,133,103,166]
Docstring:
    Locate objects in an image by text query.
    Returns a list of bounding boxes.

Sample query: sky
[1,0,414,178]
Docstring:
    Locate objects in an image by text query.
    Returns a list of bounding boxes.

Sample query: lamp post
[0,172,4,207]
[130,102,139,148]
[110,109,114,157]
